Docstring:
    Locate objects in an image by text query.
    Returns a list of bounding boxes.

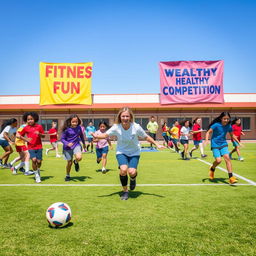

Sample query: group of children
[0,110,245,192]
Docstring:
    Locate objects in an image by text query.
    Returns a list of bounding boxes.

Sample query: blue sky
[0,0,255,95]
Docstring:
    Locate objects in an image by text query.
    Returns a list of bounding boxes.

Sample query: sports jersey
[170,126,179,139]
[95,130,110,149]
[180,126,190,140]
[61,126,85,150]
[85,125,96,138]
[147,121,158,134]
[192,123,202,141]
[48,128,58,142]
[231,124,242,142]
[210,122,232,148]
[19,124,44,150]
[15,125,26,146]
[0,125,17,141]
[106,123,147,156]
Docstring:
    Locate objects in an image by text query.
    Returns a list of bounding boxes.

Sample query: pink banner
[159,60,224,104]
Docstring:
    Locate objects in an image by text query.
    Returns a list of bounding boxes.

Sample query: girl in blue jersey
[205,112,240,184]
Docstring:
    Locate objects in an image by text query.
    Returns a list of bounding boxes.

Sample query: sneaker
[189,151,192,158]
[184,158,190,160]
[35,171,41,183]
[229,153,233,160]
[102,167,107,174]
[209,167,215,180]
[229,176,238,184]
[2,164,10,169]
[11,167,17,175]
[120,191,129,200]
[24,170,34,175]
[56,154,61,158]
[73,160,80,172]
[180,151,184,159]
[46,149,49,156]
[238,157,244,161]
[130,178,136,190]
[19,167,25,173]
[201,154,207,158]
[65,176,71,182]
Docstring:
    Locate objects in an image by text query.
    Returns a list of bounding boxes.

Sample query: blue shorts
[171,138,178,144]
[0,139,9,148]
[194,140,202,146]
[180,139,189,145]
[87,137,93,143]
[116,154,140,169]
[96,146,109,159]
[232,141,239,147]
[29,149,43,160]
[212,146,229,158]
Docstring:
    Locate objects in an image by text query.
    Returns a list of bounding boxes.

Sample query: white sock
[10,157,20,166]
[25,162,30,172]
[199,143,204,155]
[15,162,25,169]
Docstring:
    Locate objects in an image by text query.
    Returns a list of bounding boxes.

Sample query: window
[236,117,251,130]
[135,118,149,130]
[40,119,58,131]
[202,117,210,130]
[82,118,110,129]
[167,118,192,127]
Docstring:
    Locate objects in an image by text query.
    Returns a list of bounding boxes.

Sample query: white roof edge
[0,93,255,104]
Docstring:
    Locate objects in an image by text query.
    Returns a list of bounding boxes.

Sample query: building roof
[0,93,256,111]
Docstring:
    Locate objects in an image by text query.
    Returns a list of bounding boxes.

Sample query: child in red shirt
[19,112,45,183]
[46,121,61,158]
[189,117,207,158]
[229,118,245,161]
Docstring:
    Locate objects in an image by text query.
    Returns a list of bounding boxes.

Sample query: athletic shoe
[201,154,207,158]
[11,167,17,175]
[102,167,107,174]
[35,171,41,183]
[91,151,94,154]
[56,154,61,158]
[2,164,10,169]
[130,178,136,190]
[120,191,129,200]
[46,149,49,155]
[229,176,238,184]
[184,158,190,160]
[209,167,215,180]
[65,176,71,182]
[189,151,192,158]
[229,153,233,160]
[19,167,25,173]
[238,157,244,161]
[24,170,34,176]
[180,151,184,159]
[73,160,80,172]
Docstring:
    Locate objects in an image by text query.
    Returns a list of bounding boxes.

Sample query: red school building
[0,93,255,140]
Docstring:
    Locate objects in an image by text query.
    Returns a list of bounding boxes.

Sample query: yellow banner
[40,62,93,105]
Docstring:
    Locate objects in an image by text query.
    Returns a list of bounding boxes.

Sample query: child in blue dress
[205,112,241,184]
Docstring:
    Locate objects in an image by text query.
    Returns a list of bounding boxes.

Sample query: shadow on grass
[98,190,164,199]
[202,177,229,184]
[29,176,54,181]
[70,176,92,182]
[48,222,74,229]
[95,168,115,173]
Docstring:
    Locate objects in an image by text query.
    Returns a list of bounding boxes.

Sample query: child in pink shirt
[94,122,112,173]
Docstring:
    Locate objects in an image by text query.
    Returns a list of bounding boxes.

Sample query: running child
[61,114,86,181]
[19,112,45,183]
[161,122,169,147]
[94,121,113,174]
[85,121,96,153]
[46,121,61,157]
[92,107,165,200]
[11,123,32,175]
[229,118,245,161]
[0,118,17,168]
[180,120,192,160]
[189,117,207,158]
[205,112,240,184]
[169,120,180,153]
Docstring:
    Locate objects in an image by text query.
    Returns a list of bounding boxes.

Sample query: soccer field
[0,143,256,255]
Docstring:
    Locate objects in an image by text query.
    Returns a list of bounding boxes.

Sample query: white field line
[166,148,256,186]
[0,183,254,187]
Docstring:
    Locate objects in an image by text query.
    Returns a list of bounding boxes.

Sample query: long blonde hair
[115,107,134,124]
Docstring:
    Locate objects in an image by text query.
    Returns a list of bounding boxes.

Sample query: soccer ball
[46,202,72,228]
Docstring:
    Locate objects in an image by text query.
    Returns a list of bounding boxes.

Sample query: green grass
[0,143,256,255]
